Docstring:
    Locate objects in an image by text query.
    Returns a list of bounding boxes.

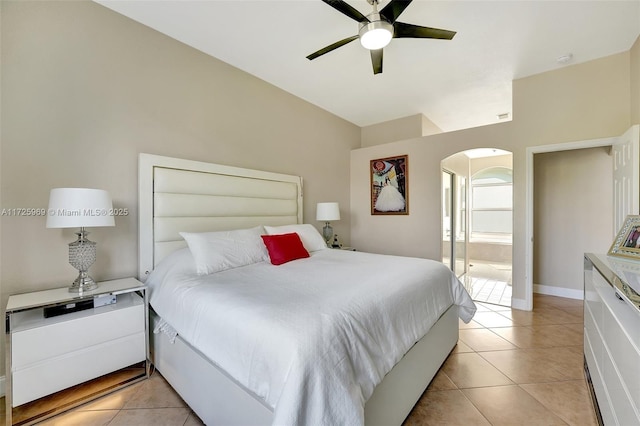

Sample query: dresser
[583,254,640,426]
[5,278,149,425]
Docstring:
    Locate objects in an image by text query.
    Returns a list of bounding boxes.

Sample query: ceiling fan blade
[306,35,359,60]
[393,22,456,40]
[379,0,413,23]
[370,49,383,75]
[322,0,370,23]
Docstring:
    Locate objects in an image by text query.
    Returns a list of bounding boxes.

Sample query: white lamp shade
[316,202,340,221]
[46,188,115,228]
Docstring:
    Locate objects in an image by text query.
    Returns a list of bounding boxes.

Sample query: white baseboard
[0,375,5,397]
[534,284,584,300]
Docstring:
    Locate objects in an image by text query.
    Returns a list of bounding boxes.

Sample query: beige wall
[351,51,632,309]
[361,113,442,147]
[351,122,516,257]
[533,147,613,295]
[441,152,469,177]
[442,153,514,188]
[0,1,360,374]
[470,154,513,175]
[422,115,443,139]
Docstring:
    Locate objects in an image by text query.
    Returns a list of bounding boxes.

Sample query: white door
[613,125,640,233]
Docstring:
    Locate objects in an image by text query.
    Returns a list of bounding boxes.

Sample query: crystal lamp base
[68,228,99,293]
[322,222,333,244]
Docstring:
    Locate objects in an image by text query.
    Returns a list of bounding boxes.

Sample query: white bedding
[147,248,476,426]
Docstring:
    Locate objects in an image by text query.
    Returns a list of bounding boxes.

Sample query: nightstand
[5,278,149,425]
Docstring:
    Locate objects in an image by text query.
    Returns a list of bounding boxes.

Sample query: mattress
[146,248,476,425]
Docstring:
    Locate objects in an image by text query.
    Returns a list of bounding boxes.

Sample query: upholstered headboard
[138,153,303,281]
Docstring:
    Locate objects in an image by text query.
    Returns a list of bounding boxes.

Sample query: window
[471,167,512,239]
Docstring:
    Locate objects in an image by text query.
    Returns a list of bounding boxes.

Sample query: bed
[138,153,476,425]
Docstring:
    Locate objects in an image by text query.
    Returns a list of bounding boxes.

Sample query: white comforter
[147,248,476,426]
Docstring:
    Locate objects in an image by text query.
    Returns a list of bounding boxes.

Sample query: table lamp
[316,202,340,244]
[46,188,115,293]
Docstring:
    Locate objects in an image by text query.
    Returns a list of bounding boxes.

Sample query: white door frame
[523,136,615,311]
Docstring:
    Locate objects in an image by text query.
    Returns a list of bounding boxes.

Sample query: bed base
[151,305,459,425]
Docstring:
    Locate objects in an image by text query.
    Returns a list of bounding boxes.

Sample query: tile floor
[404,294,595,426]
[1,294,595,426]
[462,260,513,306]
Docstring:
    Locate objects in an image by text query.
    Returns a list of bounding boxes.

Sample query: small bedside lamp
[316,202,340,244]
[46,188,115,293]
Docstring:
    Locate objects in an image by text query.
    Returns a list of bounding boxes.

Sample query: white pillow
[264,224,327,252]
[180,226,268,275]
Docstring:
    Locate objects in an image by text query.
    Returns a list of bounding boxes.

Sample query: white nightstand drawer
[12,331,146,406]
[6,278,148,424]
[11,292,144,369]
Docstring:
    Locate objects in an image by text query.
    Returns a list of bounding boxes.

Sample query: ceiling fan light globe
[359,21,393,50]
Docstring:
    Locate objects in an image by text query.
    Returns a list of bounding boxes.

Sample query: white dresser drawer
[12,331,146,406]
[601,288,640,414]
[584,304,603,368]
[11,292,144,369]
[585,330,616,426]
[585,270,604,330]
[601,342,639,426]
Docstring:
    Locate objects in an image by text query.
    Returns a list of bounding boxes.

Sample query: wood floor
[1,294,595,426]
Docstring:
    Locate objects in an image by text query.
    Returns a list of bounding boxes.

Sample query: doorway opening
[442,148,513,307]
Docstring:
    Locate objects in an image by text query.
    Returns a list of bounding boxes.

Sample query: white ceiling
[96,0,640,132]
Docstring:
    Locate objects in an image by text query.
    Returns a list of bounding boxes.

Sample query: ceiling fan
[306,0,456,74]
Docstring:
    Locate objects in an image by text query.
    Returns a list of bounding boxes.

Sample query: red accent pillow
[261,233,310,265]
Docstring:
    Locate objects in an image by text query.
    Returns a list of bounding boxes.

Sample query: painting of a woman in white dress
[371,155,408,215]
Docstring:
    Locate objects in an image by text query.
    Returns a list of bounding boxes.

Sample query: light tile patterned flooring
[404,294,595,425]
[462,260,513,306]
[2,294,594,426]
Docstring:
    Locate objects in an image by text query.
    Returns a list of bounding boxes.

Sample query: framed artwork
[609,215,640,260]
[370,155,408,215]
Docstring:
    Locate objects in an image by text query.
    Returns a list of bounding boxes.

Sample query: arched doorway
[442,148,513,307]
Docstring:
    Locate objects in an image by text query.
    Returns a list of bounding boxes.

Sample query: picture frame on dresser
[608,214,640,259]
